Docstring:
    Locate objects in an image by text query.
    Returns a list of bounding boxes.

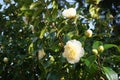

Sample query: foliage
[0,0,120,80]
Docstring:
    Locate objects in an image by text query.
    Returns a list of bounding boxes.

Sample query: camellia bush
[0,0,120,80]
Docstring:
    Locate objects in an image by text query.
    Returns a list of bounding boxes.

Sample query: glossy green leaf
[102,67,118,80]
[52,1,58,9]
[85,55,97,68]
[39,27,47,39]
[20,5,28,11]
[92,41,103,49]
[104,44,120,52]
[30,2,41,10]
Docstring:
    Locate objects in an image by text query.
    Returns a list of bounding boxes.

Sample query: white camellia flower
[62,8,76,19]
[63,39,84,64]
[38,49,46,60]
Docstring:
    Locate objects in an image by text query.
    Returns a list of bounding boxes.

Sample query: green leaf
[92,41,103,49]
[102,67,118,80]
[20,5,28,11]
[85,55,97,68]
[104,44,120,52]
[82,55,98,79]
[57,27,64,37]
[28,42,34,54]
[39,26,47,39]
[29,2,41,10]
[51,9,58,21]
[105,55,120,63]
[52,1,58,9]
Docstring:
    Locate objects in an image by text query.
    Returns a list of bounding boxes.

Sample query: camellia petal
[62,8,76,19]
[63,39,84,64]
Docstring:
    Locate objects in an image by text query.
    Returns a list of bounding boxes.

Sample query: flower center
[68,48,76,60]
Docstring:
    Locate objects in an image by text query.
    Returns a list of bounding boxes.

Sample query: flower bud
[92,49,98,56]
[98,45,104,53]
[3,57,8,63]
[62,8,76,19]
[85,29,93,38]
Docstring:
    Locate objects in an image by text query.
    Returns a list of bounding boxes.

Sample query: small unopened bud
[3,57,8,63]
[98,45,104,53]
[85,29,93,38]
[92,49,98,56]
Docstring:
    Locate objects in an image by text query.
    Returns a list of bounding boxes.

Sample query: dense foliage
[0,0,120,80]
